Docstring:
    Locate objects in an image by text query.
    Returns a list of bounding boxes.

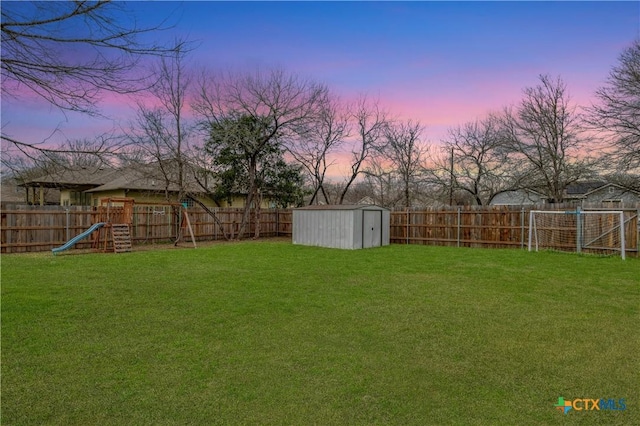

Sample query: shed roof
[295,204,389,211]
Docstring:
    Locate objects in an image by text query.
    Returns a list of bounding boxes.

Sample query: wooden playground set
[52,198,196,254]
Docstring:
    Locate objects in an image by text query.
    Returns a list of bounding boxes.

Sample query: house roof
[21,167,120,188]
[489,188,546,206]
[565,181,607,195]
[356,196,376,205]
[582,183,640,197]
[21,163,213,194]
[496,188,545,196]
[85,165,202,193]
[1,177,59,204]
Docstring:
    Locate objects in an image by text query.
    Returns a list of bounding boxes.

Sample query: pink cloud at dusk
[2,1,638,173]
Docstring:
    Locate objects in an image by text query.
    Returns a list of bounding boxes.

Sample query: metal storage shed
[293,205,390,249]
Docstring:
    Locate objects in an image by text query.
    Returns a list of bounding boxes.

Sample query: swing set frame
[94,197,196,252]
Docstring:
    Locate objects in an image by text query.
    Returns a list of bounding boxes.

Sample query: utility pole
[449,147,454,206]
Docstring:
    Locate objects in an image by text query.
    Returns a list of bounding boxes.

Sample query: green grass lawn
[2,242,638,425]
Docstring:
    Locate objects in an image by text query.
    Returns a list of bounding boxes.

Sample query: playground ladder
[111,224,132,253]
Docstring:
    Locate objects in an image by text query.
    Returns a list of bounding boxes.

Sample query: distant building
[18,164,273,208]
[489,189,546,206]
[564,181,608,205]
[1,176,59,205]
[489,182,640,208]
[356,196,376,205]
[571,183,640,207]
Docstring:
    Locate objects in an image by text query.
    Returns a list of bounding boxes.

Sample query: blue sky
[2,1,639,155]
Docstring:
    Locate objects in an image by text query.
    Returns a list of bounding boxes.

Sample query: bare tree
[1,1,184,160]
[587,40,640,171]
[321,181,344,205]
[288,92,349,205]
[2,134,119,197]
[194,68,326,238]
[8,138,112,180]
[602,171,640,192]
[502,75,592,203]
[362,155,402,208]
[431,116,520,206]
[4,137,116,205]
[127,44,194,203]
[338,96,388,204]
[382,119,428,208]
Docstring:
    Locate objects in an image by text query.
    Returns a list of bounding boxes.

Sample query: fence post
[528,210,535,252]
[576,207,582,254]
[520,207,525,249]
[457,207,461,247]
[65,208,70,242]
[406,208,409,245]
[619,210,626,260]
[637,207,639,256]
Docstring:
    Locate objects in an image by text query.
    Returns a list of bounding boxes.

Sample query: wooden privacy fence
[1,204,293,253]
[1,203,637,256]
[390,206,639,257]
[392,206,529,249]
[2,205,96,253]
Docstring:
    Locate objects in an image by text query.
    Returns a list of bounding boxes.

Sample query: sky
[2,1,639,174]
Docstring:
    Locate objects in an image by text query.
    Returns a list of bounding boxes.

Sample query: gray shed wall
[293,209,357,249]
[293,206,390,249]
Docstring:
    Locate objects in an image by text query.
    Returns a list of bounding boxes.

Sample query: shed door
[363,210,382,248]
